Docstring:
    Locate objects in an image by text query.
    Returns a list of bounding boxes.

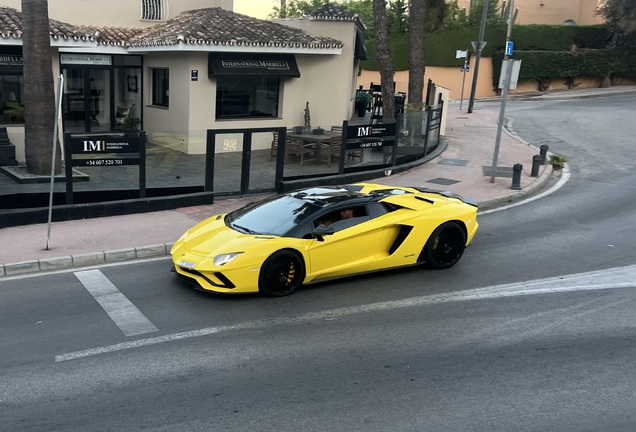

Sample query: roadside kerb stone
[4,260,40,276]
[0,265,4,276]
[165,242,175,254]
[478,164,556,211]
[72,252,106,267]
[105,248,137,263]
[136,244,168,258]
[39,256,73,272]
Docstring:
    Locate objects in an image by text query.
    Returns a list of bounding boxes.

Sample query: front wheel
[259,251,305,296]
[422,222,467,269]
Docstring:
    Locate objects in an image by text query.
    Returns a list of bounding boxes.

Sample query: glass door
[62,68,112,133]
[88,69,111,132]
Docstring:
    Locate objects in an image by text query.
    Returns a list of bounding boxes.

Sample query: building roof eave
[127,44,342,55]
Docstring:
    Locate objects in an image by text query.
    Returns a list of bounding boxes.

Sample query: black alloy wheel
[259,251,304,296]
[422,222,467,269]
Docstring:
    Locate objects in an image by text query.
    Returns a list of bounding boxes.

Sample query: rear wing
[411,187,479,208]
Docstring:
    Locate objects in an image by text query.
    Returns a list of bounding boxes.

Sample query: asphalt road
[1,94,635,431]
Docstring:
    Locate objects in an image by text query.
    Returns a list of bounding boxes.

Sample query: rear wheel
[422,222,466,269]
[258,251,304,296]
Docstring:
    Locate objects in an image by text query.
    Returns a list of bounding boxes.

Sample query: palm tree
[372,0,395,122]
[22,0,60,175]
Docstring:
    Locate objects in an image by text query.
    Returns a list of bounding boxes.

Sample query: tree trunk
[408,0,426,108]
[22,0,60,175]
[373,0,395,122]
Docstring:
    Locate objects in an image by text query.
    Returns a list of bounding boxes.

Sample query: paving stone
[39,256,73,272]
[136,244,167,258]
[105,248,137,262]
[73,252,105,267]
[4,260,40,276]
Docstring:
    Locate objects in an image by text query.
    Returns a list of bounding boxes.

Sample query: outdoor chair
[286,137,316,165]
[270,129,293,161]
[322,126,362,165]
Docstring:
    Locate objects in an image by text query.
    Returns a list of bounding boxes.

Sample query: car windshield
[226,195,321,236]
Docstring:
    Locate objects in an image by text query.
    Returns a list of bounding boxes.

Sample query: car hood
[181,219,265,257]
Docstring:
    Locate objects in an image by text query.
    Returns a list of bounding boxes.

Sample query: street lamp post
[467,0,490,114]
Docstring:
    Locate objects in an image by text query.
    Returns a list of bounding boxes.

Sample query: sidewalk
[0,106,553,276]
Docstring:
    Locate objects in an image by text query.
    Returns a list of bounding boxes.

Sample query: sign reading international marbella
[60,54,112,65]
[69,135,141,166]
[345,124,397,149]
[221,60,290,70]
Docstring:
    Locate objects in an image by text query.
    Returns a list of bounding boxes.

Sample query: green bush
[490,48,636,89]
[361,24,612,70]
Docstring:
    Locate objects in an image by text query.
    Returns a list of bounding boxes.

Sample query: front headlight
[213,252,244,266]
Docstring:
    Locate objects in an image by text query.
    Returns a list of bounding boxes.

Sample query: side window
[151,68,169,107]
[314,205,369,233]
[367,202,389,219]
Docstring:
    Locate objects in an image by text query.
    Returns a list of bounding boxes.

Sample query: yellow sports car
[170,183,479,296]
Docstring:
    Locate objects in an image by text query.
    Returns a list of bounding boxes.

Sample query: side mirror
[312,225,335,241]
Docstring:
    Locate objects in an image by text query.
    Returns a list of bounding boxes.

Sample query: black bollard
[531,154,541,177]
[510,163,523,190]
[539,144,549,165]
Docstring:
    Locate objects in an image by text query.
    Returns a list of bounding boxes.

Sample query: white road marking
[479,165,571,215]
[56,264,636,362]
[74,269,158,337]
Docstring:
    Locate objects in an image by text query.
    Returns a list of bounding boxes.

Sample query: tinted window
[227,196,321,236]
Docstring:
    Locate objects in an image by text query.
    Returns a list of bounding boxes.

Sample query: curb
[0,243,174,277]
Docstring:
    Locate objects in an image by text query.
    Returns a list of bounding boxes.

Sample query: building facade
[454,0,604,25]
[0,2,366,163]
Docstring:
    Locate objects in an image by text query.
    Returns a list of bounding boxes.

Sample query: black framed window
[216,77,279,119]
[151,68,169,107]
[0,74,24,124]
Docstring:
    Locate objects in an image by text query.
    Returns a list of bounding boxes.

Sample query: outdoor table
[286,130,342,165]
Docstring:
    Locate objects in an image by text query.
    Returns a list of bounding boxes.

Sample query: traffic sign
[471,41,487,52]
[505,41,514,56]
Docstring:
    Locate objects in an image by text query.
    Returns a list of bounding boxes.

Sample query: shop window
[216,77,279,119]
[141,0,164,20]
[0,75,24,124]
[151,68,169,107]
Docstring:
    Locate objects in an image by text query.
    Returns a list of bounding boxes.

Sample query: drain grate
[482,166,515,178]
[426,177,460,186]
[438,158,469,167]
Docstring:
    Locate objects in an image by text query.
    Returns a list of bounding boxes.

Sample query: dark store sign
[70,136,140,154]
[220,60,290,70]
[0,55,23,66]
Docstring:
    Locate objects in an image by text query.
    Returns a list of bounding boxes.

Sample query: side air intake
[389,225,414,255]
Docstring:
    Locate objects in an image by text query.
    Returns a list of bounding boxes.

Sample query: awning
[208,53,300,78]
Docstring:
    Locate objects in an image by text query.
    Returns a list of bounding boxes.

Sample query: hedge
[491,48,636,89]
[361,25,611,70]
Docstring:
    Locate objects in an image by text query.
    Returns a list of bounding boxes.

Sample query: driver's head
[340,208,354,220]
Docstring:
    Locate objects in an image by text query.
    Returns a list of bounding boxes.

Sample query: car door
[306,203,392,280]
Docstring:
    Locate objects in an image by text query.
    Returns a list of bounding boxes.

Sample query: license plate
[180,260,196,269]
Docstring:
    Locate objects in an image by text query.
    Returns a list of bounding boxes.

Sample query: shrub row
[491,48,636,89]
[361,25,611,70]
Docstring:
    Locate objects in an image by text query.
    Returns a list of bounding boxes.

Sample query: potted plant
[549,153,567,170]
[355,91,372,117]
[122,116,141,135]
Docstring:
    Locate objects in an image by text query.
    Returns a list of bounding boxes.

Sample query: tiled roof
[310,4,367,31]
[85,27,145,47]
[0,6,343,51]
[0,6,96,42]
[128,7,343,49]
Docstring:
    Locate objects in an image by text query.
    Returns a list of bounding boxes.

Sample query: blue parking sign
[505,41,514,56]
